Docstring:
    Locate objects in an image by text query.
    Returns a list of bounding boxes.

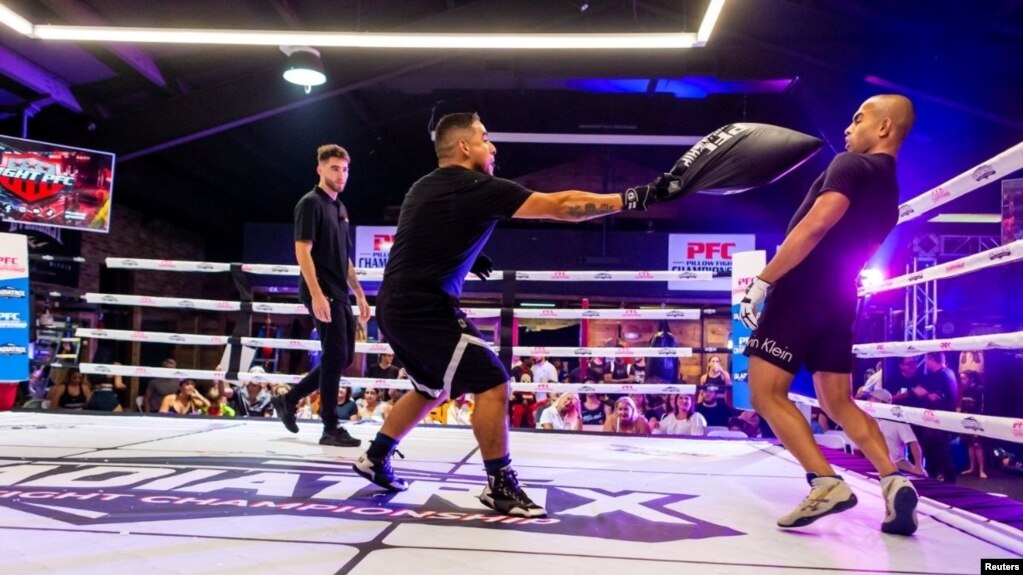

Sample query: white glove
[739,277,771,330]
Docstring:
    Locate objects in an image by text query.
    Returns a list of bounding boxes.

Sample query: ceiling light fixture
[280,46,325,93]
[0,3,32,35]
[927,213,1002,224]
[0,1,727,49]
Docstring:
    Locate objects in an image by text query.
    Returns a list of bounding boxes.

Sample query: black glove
[470,253,493,280]
[621,174,683,211]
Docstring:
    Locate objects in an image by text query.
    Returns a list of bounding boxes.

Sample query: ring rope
[859,238,1023,296]
[104,258,713,282]
[896,140,1023,224]
[852,331,1023,358]
[790,393,1021,445]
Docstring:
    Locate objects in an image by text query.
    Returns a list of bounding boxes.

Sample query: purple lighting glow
[566,77,795,99]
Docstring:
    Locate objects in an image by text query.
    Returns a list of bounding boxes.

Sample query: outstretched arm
[513,191,623,222]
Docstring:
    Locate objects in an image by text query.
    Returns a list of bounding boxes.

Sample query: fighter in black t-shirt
[353,112,667,517]
[739,95,920,535]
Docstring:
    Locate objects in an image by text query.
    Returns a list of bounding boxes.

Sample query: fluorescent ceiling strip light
[437,131,703,146]
[0,1,726,49]
[0,3,32,35]
[33,27,699,49]
[696,0,727,45]
[927,213,1002,224]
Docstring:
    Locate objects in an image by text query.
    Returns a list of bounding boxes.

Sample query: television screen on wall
[0,134,114,233]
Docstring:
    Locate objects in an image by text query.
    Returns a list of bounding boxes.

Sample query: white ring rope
[105,258,713,282]
[853,331,1023,358]
[77,363,695,395]
[896,140,1023,224]
[859,238,1023,296]
[790,393,1021,445]
[81,294,702,320]
[76,328,696,357]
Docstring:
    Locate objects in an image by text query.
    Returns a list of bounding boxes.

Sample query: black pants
[916,426,956,482]
[286,297,354,431]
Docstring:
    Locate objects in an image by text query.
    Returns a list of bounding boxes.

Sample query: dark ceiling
[0,0,1021,259]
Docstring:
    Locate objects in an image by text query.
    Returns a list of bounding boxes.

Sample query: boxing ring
[4,141,1023,573]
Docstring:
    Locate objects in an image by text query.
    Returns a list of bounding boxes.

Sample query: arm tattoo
[567,202,616,219]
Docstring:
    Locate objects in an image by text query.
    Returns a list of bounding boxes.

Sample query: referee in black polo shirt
[272,144,370,447]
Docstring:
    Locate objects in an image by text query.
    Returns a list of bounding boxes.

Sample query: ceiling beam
[39,0,166,88]
[0,44,80,112]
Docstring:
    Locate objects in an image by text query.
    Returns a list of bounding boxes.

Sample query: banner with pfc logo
[730,250,765,410]
[0,232,29,381]
[668,234,755,291]
[353,225,397,271]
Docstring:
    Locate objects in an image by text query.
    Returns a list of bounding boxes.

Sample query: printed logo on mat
[0,456,743,543]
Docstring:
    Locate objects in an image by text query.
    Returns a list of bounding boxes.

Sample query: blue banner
[729,250,765,410]
[0,233,29,381]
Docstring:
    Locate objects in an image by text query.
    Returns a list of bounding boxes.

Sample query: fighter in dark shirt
[739,95,919,535]
[353,112,664,517]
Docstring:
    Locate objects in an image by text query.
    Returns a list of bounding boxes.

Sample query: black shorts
[743,285,857,374]
[376,287,509,399]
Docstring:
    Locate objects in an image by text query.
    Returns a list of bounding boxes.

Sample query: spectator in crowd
[238,380,274,417]
[207,387,236,417]
[85,367,125,412]
[604,355,635,385]
[551,358,569,383]
[868,388,924,476]
[652,394,707,437]
[700,356,731,388]
[160,379,209,415]
[630,392,664,422]
[959,370,987,479]
[855,362,884,400]
[603,396,651,435]
[568,359,604,384]
[580,391,610,426]
[890,356,924,401]
[509,371,539,428]
[336,387,358,421]
[366,353,400,380]
[538,393,582,431]
[447,394,474,426]
[915,352,959,482]
[48,369,90,411]
[696,385,735,427]
[144,358,179,412]
[531,355,558,402]
[353,387,391,422]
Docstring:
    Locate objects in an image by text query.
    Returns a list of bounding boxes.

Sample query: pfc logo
[0,153,75,203]
[372,234,395,252]
[687,242,736,259]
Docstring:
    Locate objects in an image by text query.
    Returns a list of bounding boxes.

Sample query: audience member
[651,394,707,436]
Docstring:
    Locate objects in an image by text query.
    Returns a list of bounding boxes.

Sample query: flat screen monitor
[0,134,114,233]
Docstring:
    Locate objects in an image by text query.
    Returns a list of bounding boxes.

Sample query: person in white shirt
[652,394,707,437]
[869,388,924,475]
[531,355,559,402]
[446,394,474,426]
[537,393,582,431]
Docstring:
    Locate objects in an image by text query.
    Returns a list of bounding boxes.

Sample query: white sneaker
[880,474,918,535]
[777,475,858,528]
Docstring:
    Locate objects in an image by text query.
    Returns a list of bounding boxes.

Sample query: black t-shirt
[697,401,734,427]
[294,187,352,301]
[776,153,899,300]
[921,366,958,411]
[366,364,400,380]
[382,167,533,299]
